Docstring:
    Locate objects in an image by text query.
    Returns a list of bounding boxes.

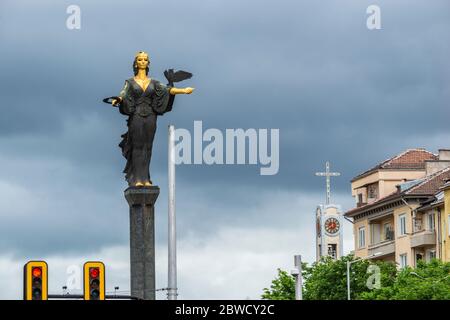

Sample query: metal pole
[294,255,303,300]
[346,260,351,300]
[168,125,177,300]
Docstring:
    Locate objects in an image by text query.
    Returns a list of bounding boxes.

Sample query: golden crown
[135,51,149,59]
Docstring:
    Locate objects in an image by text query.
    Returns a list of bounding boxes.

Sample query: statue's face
[136,53,149,70]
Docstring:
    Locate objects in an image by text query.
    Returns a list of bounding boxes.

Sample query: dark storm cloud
[0,0,449,256]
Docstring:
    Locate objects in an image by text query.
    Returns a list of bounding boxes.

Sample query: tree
[302,255,396,300]
[261,269,296,300]
[261,255,397,300]
[360,259,450,300]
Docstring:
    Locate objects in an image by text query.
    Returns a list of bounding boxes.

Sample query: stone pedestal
[124,186,160,300]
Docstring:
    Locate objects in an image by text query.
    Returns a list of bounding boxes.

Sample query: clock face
[324,217,340,235]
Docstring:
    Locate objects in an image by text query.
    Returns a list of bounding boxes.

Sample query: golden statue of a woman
[108,51,194,187]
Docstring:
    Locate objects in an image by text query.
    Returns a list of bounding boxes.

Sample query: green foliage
[260,255,450,300]
[360,259,450,300]
[302,255,396,300]
[261,269,296,300]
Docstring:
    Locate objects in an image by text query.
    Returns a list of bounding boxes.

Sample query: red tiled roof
[345,167,450,217]
[405,167,450,195]
[351,149,437,181]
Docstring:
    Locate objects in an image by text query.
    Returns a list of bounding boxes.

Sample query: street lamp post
[168,125,177,300]
[290,255,303,300]
[346,260,351,300]
[346,252,382,300]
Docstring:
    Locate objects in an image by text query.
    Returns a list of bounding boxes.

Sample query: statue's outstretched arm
[169,87,195,95]
[112,82,129,106]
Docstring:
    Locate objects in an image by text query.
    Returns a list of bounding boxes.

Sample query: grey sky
[0,0,449,299]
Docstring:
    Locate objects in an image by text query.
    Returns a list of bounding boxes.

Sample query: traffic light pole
[125,186,160,300]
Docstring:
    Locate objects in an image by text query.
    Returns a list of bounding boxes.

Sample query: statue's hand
[184,87,195,94]
[111,97,122,106]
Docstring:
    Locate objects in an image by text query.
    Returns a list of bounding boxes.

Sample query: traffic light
[23,261,48,300]
[83,261,105,300]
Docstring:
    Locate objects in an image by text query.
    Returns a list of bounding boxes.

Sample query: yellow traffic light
[24,261,48,300]
[83,261,105,300]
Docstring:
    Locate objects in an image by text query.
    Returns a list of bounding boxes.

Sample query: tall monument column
[104,51,193,300]
[125,186,160,300]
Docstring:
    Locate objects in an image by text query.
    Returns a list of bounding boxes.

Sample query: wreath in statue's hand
[102,96,121,105]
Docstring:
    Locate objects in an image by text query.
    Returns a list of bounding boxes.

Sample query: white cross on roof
[315,161,341,205]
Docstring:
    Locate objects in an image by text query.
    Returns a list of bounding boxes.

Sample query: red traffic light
[32,267,42,278]
[90,267,99,278]
[24,261,48,300]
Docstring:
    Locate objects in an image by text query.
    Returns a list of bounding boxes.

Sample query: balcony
[411,230,436,248]
[368,239,395,257]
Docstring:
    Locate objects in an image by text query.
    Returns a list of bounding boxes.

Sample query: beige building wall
[394,205,412,266]
[444,188,450,261]
[382,181,404,197]
[411,207,439,264]
[393,205,419,267]
[353,203,441,267]
[377,175,423,199]
[351,170,427,202]
[378,170,426,181]
[433,208,441,260]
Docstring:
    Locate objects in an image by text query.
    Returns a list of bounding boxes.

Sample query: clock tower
[316,204,343,261]
[315,162,343,261]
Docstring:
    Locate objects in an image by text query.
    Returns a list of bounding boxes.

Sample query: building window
[414,217,423,232]
[400,254,408,268]
[358,193,363,205]
[427,213,435,231]
[368,183,378,200]
[399,214,407,236]
[428,250,436,261]
[327,244,337,259]
[370,223,380,244]
[384,223,394,241]
[416,253,423,266]
[358,227,366,248]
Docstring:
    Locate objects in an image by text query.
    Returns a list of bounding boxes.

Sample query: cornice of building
[344,193,431,219]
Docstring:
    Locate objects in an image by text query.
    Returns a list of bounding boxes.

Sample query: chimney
[438,149,450,161]
[425,149,450,175]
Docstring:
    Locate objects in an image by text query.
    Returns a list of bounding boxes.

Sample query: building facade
[441,181,450,261]
[345,149,450,267]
